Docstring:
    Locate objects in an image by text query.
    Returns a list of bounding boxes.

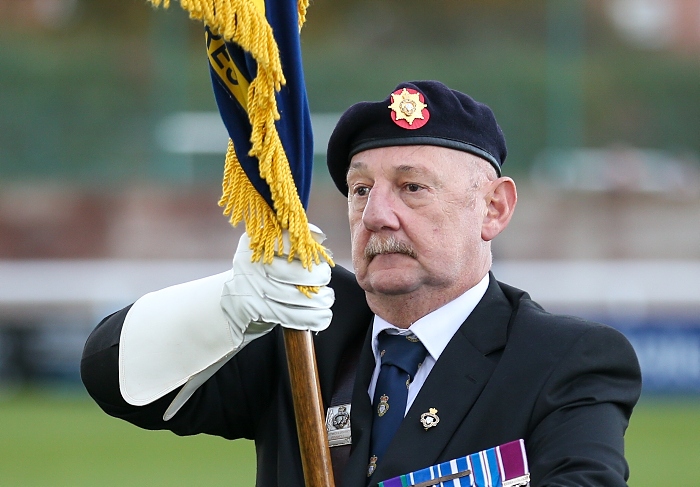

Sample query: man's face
[346,145,494,305]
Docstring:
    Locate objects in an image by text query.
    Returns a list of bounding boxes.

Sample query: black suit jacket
[81,266,641,487]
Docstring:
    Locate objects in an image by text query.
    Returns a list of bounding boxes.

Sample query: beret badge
[388,87,429,129]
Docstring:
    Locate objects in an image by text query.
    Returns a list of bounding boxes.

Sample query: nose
[361,186,400,232]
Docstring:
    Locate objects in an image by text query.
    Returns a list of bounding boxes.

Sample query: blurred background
[0,0,699,485]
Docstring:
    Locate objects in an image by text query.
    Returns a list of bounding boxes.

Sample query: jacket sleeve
[80,304,279,440]
[526,322,642,487]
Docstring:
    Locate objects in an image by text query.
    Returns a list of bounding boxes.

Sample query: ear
[481,177,517,242]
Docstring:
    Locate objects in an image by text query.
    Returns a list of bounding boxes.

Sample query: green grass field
[0,388,698,486]
[0,388,255,486]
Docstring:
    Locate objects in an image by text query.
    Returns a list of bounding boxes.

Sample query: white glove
[119,224,334,422]
[220,225,335,352]
[120,270,234,410]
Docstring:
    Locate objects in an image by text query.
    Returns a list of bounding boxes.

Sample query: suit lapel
[371,277,513,484]
[316,326,357,406]
[340,325,376,487]
[316,265,375,407]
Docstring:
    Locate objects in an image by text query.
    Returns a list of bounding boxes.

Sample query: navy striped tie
[367,332,428,479]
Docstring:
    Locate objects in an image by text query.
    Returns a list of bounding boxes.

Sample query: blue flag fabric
[149,0,330,266]
[205,0,313,210]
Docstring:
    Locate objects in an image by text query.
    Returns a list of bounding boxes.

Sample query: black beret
[326,80,507,195]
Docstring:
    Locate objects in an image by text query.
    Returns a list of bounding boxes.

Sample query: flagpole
[284,328,336,487]
[144,2,338,484]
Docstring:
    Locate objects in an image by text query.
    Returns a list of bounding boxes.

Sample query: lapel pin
[326,404,352,448]
[420,408,440,430]
[367,455,378,477]
[377,394,390,417]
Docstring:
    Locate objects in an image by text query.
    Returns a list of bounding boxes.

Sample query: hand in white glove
[221,225,335,352]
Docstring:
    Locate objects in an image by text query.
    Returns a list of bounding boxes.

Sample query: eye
[349,184,370,211]
[352,185,370,197]
[405,183,422,193]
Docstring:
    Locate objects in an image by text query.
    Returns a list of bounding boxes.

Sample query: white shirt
[368,273,490,415]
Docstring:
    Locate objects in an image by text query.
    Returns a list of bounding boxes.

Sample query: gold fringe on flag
[149,0,332,271]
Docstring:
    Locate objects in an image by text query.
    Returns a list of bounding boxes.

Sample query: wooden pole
[283,328,336,487]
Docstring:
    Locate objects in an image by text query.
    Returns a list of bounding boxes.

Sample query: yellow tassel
[297,0,308,31]
[150,0,333,272]
[218,141,332,270]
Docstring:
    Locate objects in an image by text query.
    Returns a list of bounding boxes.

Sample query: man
[81,81,641,486]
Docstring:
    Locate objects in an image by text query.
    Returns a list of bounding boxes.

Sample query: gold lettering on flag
[206,30,250,110]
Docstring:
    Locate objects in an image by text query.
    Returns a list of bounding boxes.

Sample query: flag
[377,440,530,487]
[149,0,330,269]
[148,2,335,485]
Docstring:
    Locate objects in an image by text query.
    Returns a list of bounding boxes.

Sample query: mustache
[364,235,417,260]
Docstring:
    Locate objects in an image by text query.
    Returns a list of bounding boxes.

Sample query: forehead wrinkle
[347,148,447,184]
[347,159,429,177]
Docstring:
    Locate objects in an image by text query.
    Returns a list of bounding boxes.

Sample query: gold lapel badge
[388,88,429,129]
[377,394,390,417]
[420,408,440,430]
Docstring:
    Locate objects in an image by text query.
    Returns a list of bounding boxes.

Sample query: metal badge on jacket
[326,404,352,447]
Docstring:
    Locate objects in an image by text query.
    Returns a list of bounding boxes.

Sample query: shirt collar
[371,273,490,362]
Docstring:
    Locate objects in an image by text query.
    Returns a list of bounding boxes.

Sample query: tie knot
[378,332,428,379]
